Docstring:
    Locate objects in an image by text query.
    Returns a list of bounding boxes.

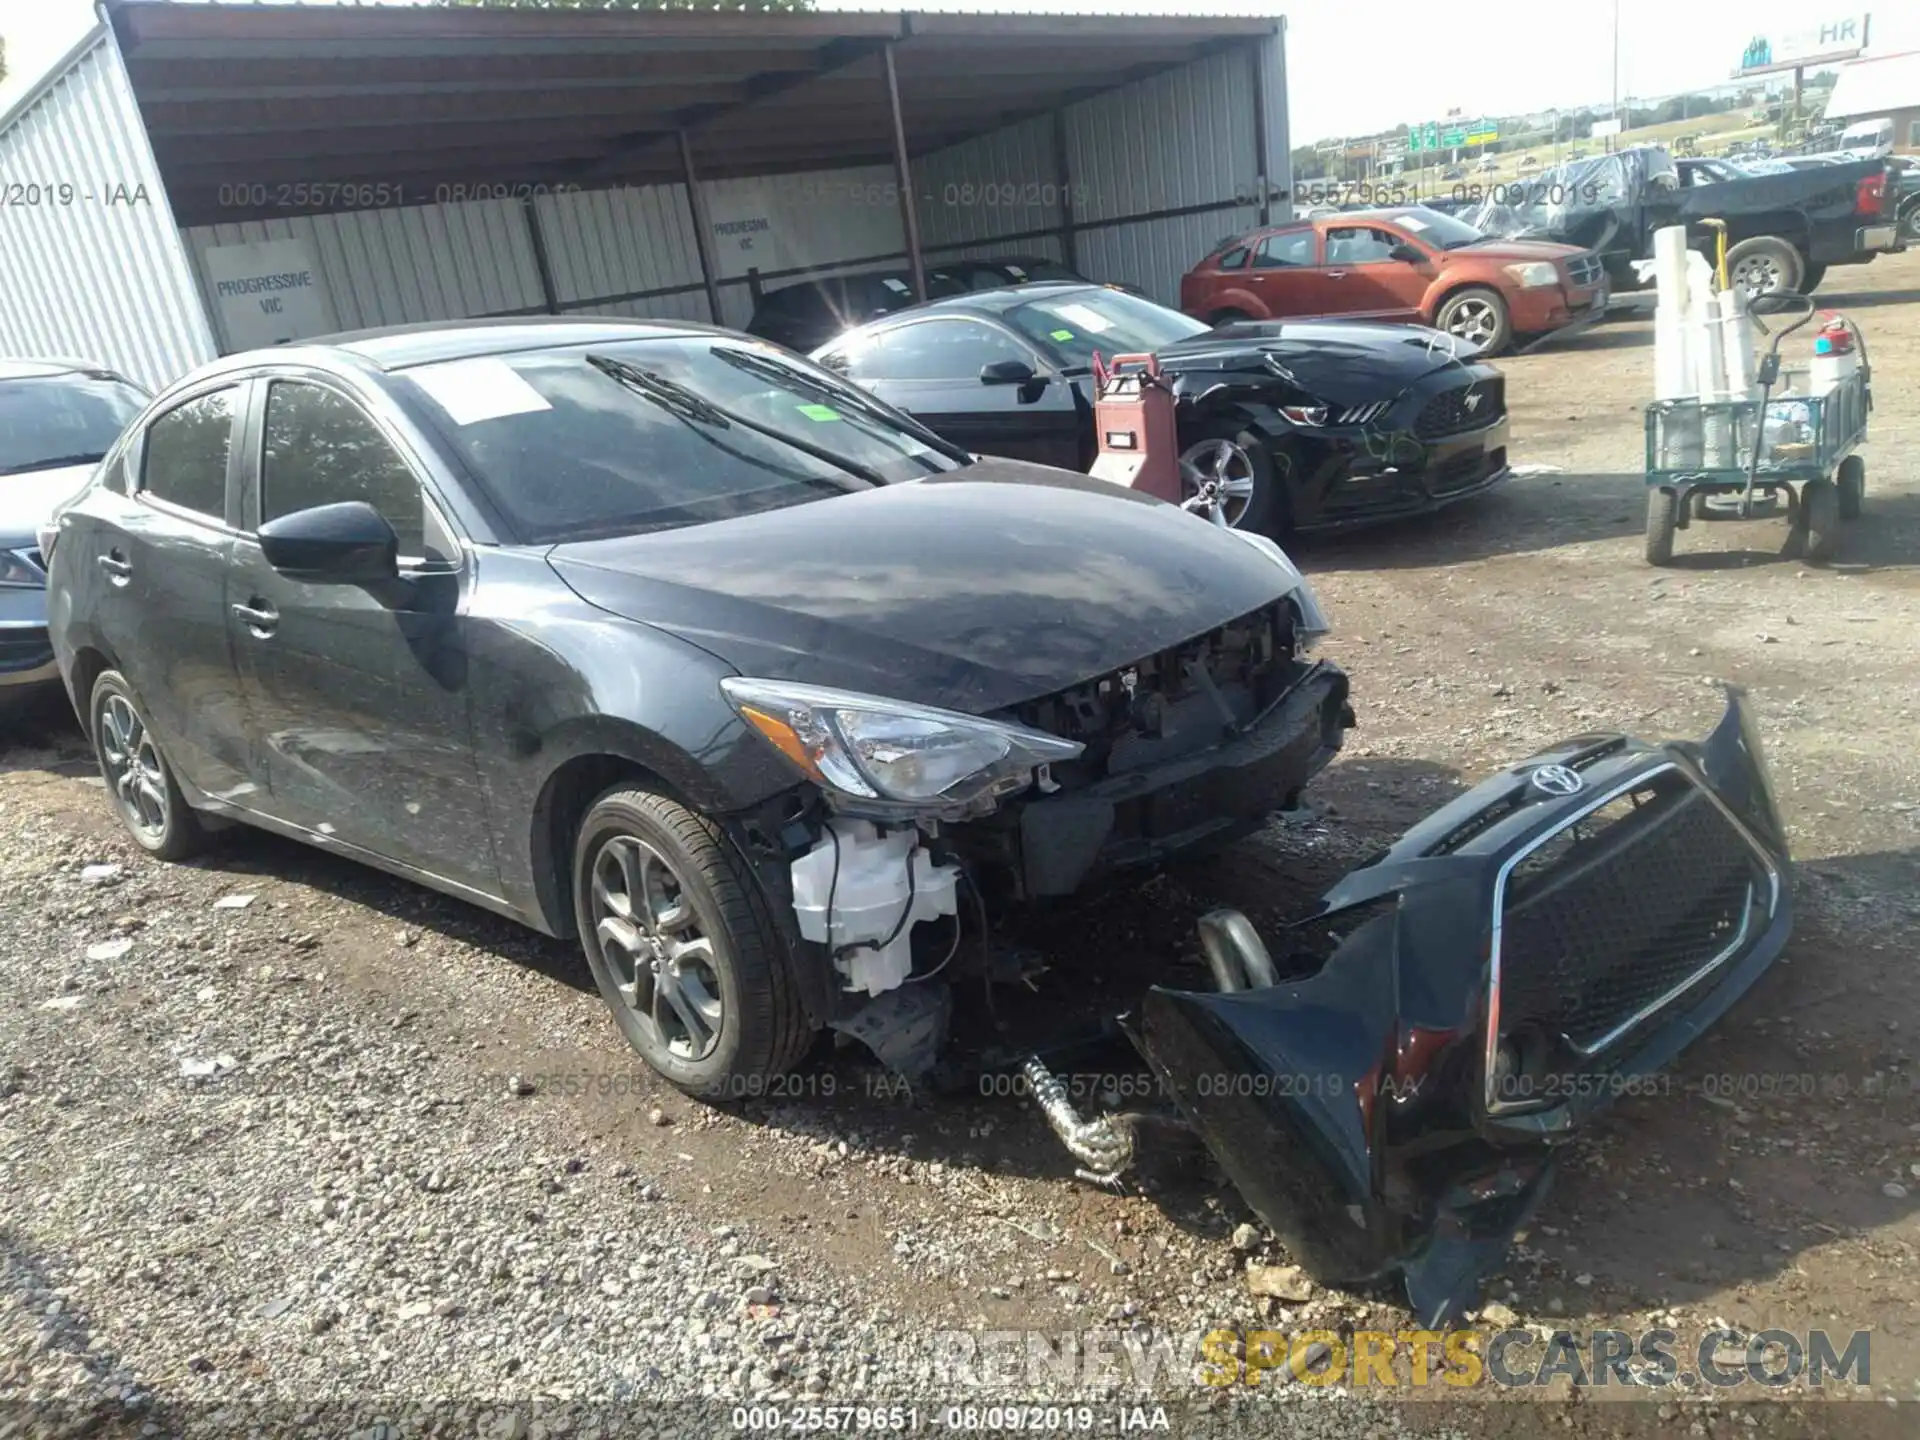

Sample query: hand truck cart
[1643,292,1871,566]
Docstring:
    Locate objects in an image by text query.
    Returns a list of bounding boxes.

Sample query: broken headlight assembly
[722,678,1085,818]
[1229,531,1331,651]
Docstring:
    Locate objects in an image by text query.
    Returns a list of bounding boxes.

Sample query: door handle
[231,601,278,636]
[97,552,132,579]
[1324,270,1348,279]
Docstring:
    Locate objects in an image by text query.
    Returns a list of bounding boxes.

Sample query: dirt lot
[5,253,1920,1438]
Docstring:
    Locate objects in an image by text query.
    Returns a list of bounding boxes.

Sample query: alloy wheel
[589,835,724,1063]
[1443,297,1499,347]
[98,693,170,843]
[1731,254,1783,297]
[1177,438,1258,529]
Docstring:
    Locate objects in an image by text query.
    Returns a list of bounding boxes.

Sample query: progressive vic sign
[202,239,337,351]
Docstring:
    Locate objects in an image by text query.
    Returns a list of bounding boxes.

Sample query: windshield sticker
[410,358,553,426]
[881,278,911,295]
[797,403,842,422]
[1051,303,1114,334]
[1006,264,1029,281]
[1049,328,1076,342]
[1399,215,1430,232]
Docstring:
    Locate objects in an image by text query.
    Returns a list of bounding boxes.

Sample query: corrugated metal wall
[0,30,216,391]
[184,198,547,348]
[914,37,1285,307]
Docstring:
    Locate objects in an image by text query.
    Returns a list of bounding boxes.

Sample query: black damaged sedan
[44,319,1350,1096]
[811,283,1511,537]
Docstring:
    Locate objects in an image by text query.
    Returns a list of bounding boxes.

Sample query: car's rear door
[225,371,498,891]
[1240,227,1331,317]
[828,317,1084,469]
[68,382,252,802]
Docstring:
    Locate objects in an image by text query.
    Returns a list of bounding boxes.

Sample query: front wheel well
[531,753,681,939]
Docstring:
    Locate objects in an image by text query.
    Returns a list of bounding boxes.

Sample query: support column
[1250,41,1272,227]
[883,41,927,301]
[678,128,724,326]
[1051,107,1079,272]
[521,195,560,315]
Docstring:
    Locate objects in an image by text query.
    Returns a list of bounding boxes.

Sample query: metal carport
[0,1,1290,391]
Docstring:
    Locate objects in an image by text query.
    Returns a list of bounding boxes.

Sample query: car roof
[210,317,735,375]
[0,357,117,381]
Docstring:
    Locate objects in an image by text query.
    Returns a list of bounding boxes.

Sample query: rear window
[400,337,964,544]
[0,373,147,478]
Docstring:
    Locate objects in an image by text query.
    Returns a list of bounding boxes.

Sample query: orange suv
[1179,205,1607,355]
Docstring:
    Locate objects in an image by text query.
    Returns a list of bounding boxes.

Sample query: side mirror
[258,501,399,584]
[1389,243,1428,264]
[980,359,1038,386]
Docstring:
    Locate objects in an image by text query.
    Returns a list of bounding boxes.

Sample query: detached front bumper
[1118,691,1791,1323]
[1015,660,1351,896]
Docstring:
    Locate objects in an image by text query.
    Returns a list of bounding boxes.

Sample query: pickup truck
[1459,145,1904,296]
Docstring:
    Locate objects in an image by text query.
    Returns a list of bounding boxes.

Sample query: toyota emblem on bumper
[1530,764,1585,796]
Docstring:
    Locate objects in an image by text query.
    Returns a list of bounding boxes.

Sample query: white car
[0,359,148,704]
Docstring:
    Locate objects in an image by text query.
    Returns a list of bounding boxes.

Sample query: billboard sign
[1736,13,1870,76]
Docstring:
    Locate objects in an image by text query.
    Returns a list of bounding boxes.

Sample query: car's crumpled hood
[1158,322,1479,404]
[0,463,96,544]
[545,459,1300,715]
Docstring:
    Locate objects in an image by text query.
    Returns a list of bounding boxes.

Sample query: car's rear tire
[88,670,207,862]
[1726,237,1804,299]
[1177,422,1284,536]
[1208,309,1252,326]
[1799,262,1828,293]
[573,785,814,1100]
[1837,455,1865,521]
[1799,477,1841,563]
[1645,487,1678,566]
[1434,286,1512,355]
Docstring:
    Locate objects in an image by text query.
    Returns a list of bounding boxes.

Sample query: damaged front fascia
[1119,690,1793,1325]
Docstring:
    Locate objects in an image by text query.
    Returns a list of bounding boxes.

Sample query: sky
[4,0,1918,142]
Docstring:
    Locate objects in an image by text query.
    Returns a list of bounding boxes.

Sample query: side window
[261,382,426,557]
[1253,231,1316,268]
[1325,227,1400,265]
[1216,246,1250,271]
[839,321,1029,382]
[141,388,237,520]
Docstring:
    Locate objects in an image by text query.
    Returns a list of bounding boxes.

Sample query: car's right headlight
[0,548,46,589]
[721,678,1084,815]
[1230,531,1331,651]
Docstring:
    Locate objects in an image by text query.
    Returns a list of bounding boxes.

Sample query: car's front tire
[88,670,207,862]
[573,785,814,1099]
[1435,286,1512,355]
[1177,423,1283,536]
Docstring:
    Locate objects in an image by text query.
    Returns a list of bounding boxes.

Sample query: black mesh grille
[1415,378,1505,439]
[1496,774,1764,1058]
[1566,253,1604,289]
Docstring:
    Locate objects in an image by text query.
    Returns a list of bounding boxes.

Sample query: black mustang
[813,283,1512,537]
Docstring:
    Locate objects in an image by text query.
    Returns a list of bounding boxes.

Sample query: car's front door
[90,384,253,804]
[1319,224,1432,321]
[833,318,1084,469]
[225,374,498,892]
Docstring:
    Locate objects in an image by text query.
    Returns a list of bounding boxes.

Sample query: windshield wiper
[585,353,887,489]
[706,346,969,464]
[1,452,106,477]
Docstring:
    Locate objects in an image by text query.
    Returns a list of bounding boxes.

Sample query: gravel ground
[7,254,1920,1440]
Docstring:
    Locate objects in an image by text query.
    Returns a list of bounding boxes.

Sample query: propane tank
[1809,313,1860,395]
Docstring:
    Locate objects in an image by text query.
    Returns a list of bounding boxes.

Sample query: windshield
[1375,206,1486,250]
[400,336,967,544]
[1002,289,1208,369]
[0,374,146,477]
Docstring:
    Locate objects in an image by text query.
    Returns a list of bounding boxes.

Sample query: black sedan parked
[45,318,1349,1097]
[812,283,1512,536]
